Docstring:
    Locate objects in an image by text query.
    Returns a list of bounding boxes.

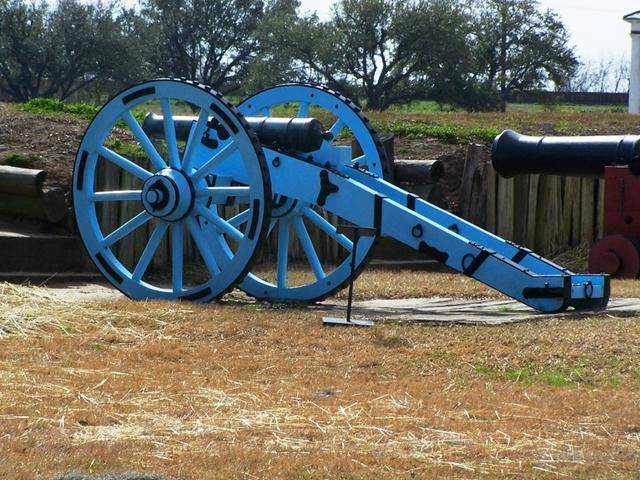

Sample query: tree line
[0,0,596,111]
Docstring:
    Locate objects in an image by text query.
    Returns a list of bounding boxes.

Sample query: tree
[0,0,142,101]
[0,0,50,101]
[241,0,302,94]
[142,0,266,93]
[281,0,470,110]
[47,0,140,100]
[567,56,629,93]
[470,0,578,111]
[412,0,492,110]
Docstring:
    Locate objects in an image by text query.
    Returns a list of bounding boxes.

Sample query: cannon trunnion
[492,129,640,279]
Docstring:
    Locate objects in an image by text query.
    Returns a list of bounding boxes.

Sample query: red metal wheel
[589,235,640,278]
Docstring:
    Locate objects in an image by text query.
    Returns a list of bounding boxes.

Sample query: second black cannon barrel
[142,113,328,153]
[492,129,640,178]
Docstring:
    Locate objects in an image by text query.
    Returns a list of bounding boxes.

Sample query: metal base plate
[322,317,374,327]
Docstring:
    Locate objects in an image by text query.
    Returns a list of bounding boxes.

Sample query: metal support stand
[322,225,377,327]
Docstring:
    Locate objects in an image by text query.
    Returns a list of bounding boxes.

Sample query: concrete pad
[316,297,640,325]
[33,281,124,301]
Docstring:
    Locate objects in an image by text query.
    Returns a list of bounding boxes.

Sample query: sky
[299,0,640,65]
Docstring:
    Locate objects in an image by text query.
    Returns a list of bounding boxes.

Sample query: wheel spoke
[276,219,290,288]
[92,190,142,202]
[171,222,184,293]
[292,216,325,280]
[196,186,251,204]
[328,119,345,139]
[186,215,221,276]
[190,142,238,183]
[194,204,244,242]
[121,110,167,171]
[228,209,251,227]
[132,222,169,281]
[303,207,353,251]
[102,211,151,247]
[297,102,309,118]
[267,217,278,235]
[182,109,209,174]
[161,98,181,169]
[98,146,153,181]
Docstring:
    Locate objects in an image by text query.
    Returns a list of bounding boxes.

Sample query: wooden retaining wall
[459,144,604,256]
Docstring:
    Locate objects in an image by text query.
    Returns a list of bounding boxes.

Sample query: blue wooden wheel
[234,84,389,302]
[72,79,271,301]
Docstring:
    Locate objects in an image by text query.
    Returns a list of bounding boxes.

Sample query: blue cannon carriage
[72,79,609,313]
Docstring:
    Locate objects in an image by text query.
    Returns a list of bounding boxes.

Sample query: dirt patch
[0,104,88,190]
[393,136,462,160]
[0,103,468,207]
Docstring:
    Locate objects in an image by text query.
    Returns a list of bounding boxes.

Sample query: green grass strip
[373,119,499,144]
[17,97,99,120]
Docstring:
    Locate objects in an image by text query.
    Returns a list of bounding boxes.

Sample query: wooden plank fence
[459,144,604,256]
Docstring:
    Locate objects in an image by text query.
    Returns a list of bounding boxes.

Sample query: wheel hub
[142,168,194,221]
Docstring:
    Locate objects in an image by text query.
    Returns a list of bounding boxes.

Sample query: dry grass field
[1,270,639,480]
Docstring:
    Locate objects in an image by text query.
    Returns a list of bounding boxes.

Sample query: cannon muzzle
[142,113,329,153]
[491,129,640,178]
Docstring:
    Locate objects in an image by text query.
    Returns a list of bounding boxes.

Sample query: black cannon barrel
[393,159,444,184]
[142,113,328,153]
[491,129,640,178]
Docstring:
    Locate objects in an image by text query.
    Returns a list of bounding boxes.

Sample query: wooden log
[570,178,581,245]
[525,174,540,248]
[459,144,490,228]
[596,178,605,241]
[562,177,580,246]
[580,178,596,243]
[513,175,530,245]
[496,176,515,241]
[393,159,444,184]
[535,175,562,255]
[485,160,498,233]
[552,176,564,250]
[0,165,47,197]
[0,188,67,223]
[460,145,479,219]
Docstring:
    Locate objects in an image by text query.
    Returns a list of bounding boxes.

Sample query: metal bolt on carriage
[72,79,610,313]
